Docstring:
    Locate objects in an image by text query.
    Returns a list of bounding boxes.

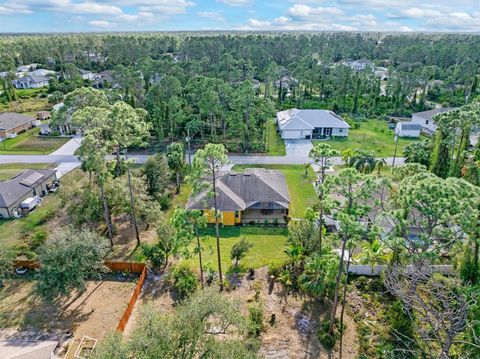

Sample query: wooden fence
[115,263,147,332]
[12,260,148,334]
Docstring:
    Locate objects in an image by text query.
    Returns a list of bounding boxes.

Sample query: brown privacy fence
[12,260,148,334]
[113,262,147,332]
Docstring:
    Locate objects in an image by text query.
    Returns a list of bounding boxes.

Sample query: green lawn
[181,226,288,270]
[0,163,55,180]
[0,128,69,154]
[232,164,317,218]
[266,120,286,156]
[313,119,422,157]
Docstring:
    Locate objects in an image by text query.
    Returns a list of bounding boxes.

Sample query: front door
[324,128,332,136]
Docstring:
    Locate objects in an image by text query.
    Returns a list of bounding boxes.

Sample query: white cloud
[88,19,111,27]
[217,0,252,7]
[198,11,225,21]
[0,3,32,14]
[72,3,122,15]
[274,16,289,24]
[138,0,194,15]
[288,4,343,17]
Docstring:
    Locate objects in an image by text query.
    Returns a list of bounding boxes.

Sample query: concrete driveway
[284,139,313,157]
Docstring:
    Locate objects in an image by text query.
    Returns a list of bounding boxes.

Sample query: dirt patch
[128,266,358,358]
[0,278,136,357]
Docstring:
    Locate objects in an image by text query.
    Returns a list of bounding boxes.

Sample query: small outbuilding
[395,122,422,138]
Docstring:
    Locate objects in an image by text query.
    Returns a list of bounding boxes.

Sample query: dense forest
[1,32,479,152]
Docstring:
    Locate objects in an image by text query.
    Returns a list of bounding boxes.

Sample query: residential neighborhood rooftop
[277,109,350,131]
[187,168,290,211]
[0,112,35,131]
[413,107,453,120]
[0,169,57,208]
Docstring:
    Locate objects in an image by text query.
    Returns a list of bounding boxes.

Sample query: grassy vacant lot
[0,128,69,154]
[0,163,54,180]
[182,226,288,270]
[0,88,51,114]
[232,164,317,218]
[266,120,286,156]
[313,119,422,157]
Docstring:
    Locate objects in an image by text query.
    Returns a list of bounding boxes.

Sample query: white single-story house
[78,69,95,81]
[395,122,421,138]
[345,59,373,71]
[12,75,50,89]
[276,109,350,140]
[411,108,453,135]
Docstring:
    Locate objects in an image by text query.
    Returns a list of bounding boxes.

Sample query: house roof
[186,168,290,211]
[277,109,350,131]
[397,122,422,131]
[0,112,35,131]
[14,75,49,84]
[0,340,58,359]
[0,169,56,208]
[413,107,453,121]
[28,69,56,77]
[78,69,92,74]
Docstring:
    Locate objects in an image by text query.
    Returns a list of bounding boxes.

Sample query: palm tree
[348,149,376,174]
[357,239,389,268]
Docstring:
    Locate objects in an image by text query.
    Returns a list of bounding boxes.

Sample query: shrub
[268,261,284,278]
[247,304,264,337]
[170,265,198,300]
[230,237,253,266]
[27,229,47,251]
[141,243,165,268]
[318,319,341,351]
[273,218,279,226]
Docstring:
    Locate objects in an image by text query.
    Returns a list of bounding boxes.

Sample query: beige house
[0,169,57,218]
[0,112,39,140]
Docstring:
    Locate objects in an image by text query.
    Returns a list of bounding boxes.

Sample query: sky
[0,0,479,33]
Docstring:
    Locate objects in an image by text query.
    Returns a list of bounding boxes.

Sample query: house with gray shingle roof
[186,168,290,225]
[0,112,39,140]
[0,169,57,218]
[276,109,350,139]
[12,75,49,89]
[411,107,453,135]
[395,122,422,137]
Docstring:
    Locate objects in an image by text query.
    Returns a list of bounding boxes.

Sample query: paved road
[0,136,405,178]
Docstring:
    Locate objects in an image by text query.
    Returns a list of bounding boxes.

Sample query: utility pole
[392,129,399,167]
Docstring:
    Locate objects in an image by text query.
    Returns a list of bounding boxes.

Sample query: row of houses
[4,65,98,89]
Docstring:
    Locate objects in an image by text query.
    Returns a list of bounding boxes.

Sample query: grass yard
[232,164,317,218]
[313,119,422,157]
[182,226,288,270]
[266,119,286,156]
[0,128,69,154]
[0,163,55,180]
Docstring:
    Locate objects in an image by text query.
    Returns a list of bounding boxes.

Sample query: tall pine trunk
[329,234,347,333]
[100,182,113,246]
[126,149,140,245]
[195,224,204,289]
[212,170,223,290]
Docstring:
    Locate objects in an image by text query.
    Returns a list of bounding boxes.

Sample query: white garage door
[282,130,302,139]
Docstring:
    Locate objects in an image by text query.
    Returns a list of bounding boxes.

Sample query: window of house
[339,129,343,133]
[426,120,429,125]
[235,211,239,218]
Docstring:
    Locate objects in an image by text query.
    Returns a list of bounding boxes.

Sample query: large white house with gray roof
[276,109,350,140]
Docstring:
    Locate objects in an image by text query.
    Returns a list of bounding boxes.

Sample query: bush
[268,261,284,278]
[247,304,264,337]
[141,243,165,268]
[230,237,253,266]
[169,265,198,300]
[318,319,341,351]
[27,229,47,251]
